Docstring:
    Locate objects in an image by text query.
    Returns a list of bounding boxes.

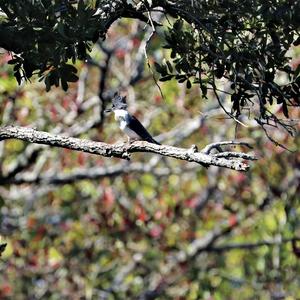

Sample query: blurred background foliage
[0,17,299,299]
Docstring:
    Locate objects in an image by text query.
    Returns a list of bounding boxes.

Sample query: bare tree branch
[214,152,257,160]
[201,140,253,154]
[2,161,191,185]
[207,238,300,252]
[2,144,42,179]
[0,125,256,171]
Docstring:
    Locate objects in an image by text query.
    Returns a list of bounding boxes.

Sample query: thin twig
[144,10,164,100]
[201,140,253,154]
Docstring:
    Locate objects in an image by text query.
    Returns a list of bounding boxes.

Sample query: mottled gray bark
[0,125,256,171]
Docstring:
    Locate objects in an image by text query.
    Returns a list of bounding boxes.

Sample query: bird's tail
[146,137,160,145]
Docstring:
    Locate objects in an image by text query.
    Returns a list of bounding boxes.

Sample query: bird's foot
[189,144,199,153]
[127,138,139,144]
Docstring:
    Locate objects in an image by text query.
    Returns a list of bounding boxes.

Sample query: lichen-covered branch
[0,125,256,171]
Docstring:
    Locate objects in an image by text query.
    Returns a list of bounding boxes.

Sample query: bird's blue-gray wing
[127,115,160,145]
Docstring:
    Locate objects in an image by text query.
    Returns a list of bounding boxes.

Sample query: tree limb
[0,125,256,171]
[1,162,188,185]
[206,238,300,252]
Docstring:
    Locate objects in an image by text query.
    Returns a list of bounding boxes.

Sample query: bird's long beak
[104,108,112,113]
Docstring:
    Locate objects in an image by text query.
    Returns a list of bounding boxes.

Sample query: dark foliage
[0,0,299,132]
[0,0,105,90]
[0,9,299,297]
[0,243,7,256]
[154,1,300,132]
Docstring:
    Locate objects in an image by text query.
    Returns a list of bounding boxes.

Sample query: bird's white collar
[113,109,129,121]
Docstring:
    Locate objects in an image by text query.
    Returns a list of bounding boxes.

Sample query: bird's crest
[112,92,127,110]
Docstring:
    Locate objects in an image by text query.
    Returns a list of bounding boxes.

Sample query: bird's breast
[119,119,128,131]
[114,109,128,121]
[113,110,141,139]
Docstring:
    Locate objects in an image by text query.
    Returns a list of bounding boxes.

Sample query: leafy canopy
[0,0,299,132]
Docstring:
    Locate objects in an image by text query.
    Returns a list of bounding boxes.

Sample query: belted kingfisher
[105,94,160,145]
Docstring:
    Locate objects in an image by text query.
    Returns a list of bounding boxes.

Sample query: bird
[105,93,160,145]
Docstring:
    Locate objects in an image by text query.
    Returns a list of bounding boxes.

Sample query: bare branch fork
[0,126,257,171]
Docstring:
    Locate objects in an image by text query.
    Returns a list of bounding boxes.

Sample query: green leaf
[63,64,78,73]
[0,243,7,257]
[282,101,289,118]
[14,71,21,85]
[154,62,163,73]
[186,79,191,89]
[166,60,173,73]
[159,75,174,82]
[173,19,183,31]
[65,73,79,82]
[293,36,300,46]
[170,50,176,59]
[45,75,51,92]
[200,84,207,97]
[215,64,225,79]
[154,62,168,75]
[57,22,68,39]
[231,93,241,114]
[8,58,20,65]
[61,78,69,91]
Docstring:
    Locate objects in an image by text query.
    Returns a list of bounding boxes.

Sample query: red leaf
[228,214,238,227]
[135,204,148,222]
[116,49,126,59]
[0,284,12,296]
[103,188,115,209]
[132,38,140,47]
[154,210,163,220]
[150,225,163,238]
[185,197,198,208]
[77,152,86,166]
